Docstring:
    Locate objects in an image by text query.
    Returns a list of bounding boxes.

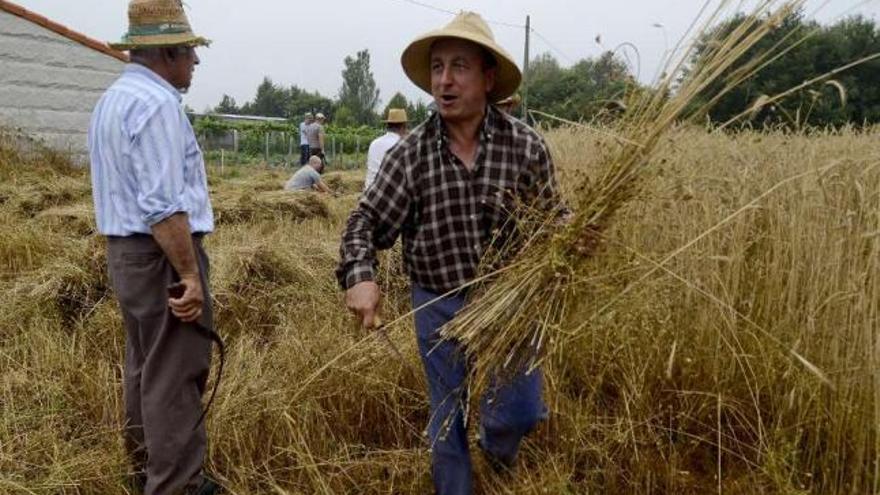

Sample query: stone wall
[0,10,123,163]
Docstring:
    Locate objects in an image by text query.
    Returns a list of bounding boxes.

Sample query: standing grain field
[0,126,877,494]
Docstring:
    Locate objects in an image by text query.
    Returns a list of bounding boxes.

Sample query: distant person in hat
[285,155,332,193]
[496,92,522,115]
[364,108,409,190]
[299,112,314,165]
[336,12,563,494]
[307,113,327,163]
[88,1,220,493]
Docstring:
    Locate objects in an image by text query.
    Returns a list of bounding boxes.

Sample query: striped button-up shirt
[88,64,213,237]
[336,105,562,294]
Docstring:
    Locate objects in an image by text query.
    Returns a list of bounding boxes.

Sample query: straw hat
[497,93,522,106]
[315,113,326,120]
[110,0,211,51]
[401,11,521,102]
[383,108,409,124]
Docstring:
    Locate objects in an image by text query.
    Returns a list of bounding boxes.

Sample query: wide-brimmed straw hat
[110,0,211,51]
[401,11,521,102]
[384,108,409,124]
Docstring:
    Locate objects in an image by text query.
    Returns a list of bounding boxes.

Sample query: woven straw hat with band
[384,108,409,124]
[401,11,521,102]
[110,0,210,51]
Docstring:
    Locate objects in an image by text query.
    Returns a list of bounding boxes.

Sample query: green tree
[338,49,380,126]
[408,100,430,126]
[383,92,410,118]
[688,12,880,128]
[214,94,239,114]
[333,105,357,127]
[526,51,635,123]
[241,77,288,117]
[286,86,333,121]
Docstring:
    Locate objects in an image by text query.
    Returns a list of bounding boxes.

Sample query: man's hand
[345,281,381,330]
[169,273,204,322]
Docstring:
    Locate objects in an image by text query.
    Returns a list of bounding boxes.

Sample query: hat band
[128,22,193,36]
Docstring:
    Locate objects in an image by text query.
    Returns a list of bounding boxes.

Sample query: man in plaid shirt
[336,12,562,494]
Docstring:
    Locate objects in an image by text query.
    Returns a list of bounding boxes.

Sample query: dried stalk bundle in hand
[440,0,808,395]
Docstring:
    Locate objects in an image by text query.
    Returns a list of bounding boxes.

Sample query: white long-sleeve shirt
[364,132,402,190]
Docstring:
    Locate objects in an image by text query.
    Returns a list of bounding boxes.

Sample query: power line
[388,0,525,29]
[530,28,575,64]
[484,17,526,30]
[391,0,456,16]
[387,0,578,65]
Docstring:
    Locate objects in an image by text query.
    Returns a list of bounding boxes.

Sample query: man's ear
[484,67,497,95]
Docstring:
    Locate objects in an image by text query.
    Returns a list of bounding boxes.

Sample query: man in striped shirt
[89,1,219,493]
[337,12,562,494]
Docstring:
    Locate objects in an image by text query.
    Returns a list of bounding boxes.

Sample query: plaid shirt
[336,105,562,294]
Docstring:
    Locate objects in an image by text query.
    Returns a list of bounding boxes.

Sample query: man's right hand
[169,273,204,323]
[345,281,381,330]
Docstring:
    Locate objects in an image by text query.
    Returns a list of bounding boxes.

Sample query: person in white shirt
[364,108,409,190]
[299,112,314,165]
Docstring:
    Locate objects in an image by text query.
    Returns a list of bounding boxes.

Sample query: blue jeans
[299,144,310,165]
[412,285,547,495]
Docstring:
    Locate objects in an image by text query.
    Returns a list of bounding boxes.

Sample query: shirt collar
[124,63,183,102]
[432,105,498,151]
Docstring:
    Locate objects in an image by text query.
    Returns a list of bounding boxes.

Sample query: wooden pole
[522,15,531,124]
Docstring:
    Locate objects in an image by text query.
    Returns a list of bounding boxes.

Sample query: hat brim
[401,29,521,102]
[110,33,211,51]
[383,118,409,123]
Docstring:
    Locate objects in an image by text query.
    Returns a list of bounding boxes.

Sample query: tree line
[212,13,879,130]
[211,49,429,127]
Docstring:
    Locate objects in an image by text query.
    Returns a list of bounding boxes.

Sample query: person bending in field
[285,155,331,193]
[336,12,563,495]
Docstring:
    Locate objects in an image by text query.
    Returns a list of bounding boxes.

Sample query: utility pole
[522,15,531,124]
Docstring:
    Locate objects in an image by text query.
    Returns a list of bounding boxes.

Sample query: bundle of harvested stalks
[212,189,330,225]
[440,0,817,394]
[322,171,365,195]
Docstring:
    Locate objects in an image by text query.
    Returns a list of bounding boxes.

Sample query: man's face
[430,38,495,125]
[169,46,199,92]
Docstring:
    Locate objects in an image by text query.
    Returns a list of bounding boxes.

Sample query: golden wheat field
[0,125,878,494]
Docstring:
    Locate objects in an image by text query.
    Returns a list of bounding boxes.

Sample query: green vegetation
[686,12,880,128]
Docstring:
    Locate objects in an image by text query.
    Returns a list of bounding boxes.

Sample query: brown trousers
[107,234,213,495]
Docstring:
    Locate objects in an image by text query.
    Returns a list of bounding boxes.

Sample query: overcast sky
[13,0,879,112]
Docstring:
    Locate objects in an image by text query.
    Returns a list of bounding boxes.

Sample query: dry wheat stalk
[440,0,812,395]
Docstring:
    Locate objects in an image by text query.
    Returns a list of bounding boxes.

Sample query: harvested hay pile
[323,171,365,194]
[0,134,91,217]
[212,189,330,225]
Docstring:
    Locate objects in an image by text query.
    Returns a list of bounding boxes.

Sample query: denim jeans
[299,144,310,165]
[412,285,547,495]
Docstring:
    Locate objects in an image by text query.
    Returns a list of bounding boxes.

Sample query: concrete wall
[0,10,124,163]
